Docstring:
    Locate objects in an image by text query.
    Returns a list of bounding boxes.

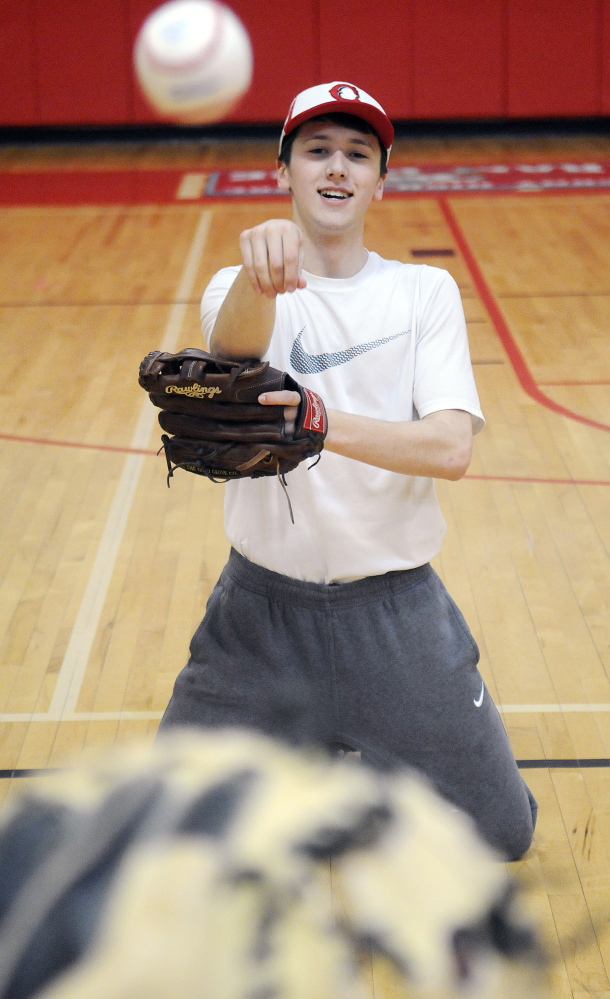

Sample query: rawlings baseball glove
[139,349,327,519]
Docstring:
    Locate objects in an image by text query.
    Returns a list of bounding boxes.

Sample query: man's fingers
[239,230,264,295]
[259,390,301,407]
[240,227,277,298]
[266,227,288,295]
[282,227,303,293]
[249,228,278,297]
[239,221,305,297]
[297,240,307,290]
[259,390,299,429]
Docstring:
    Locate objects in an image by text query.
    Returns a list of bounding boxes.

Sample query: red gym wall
[1,0,610,127]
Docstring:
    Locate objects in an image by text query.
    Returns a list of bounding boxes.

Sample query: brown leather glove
[139,349,327,517]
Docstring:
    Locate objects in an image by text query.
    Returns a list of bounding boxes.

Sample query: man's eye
[308,146,327,154]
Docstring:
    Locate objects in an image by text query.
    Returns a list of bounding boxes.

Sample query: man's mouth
[318,188,353,200]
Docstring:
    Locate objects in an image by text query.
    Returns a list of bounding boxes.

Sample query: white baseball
[134,0,253,123]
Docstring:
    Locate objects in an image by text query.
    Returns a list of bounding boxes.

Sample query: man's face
[276,120,385,235]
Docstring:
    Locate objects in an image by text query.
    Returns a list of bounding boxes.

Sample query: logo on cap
[329,84,360,102]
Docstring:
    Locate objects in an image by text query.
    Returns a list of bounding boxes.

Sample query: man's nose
[326,151,348,177]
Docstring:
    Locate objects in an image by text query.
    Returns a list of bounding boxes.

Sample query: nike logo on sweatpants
[474,681,485,708]
[290,327,410,374]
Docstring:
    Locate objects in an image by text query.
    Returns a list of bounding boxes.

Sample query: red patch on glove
[301,388,327,435]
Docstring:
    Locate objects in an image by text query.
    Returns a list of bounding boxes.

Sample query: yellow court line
[0,712,164,722]
[499,703,610,713]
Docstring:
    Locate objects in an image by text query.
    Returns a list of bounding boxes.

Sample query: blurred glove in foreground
[0,728,546,999]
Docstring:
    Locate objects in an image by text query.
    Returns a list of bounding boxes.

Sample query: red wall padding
[412,0,505,118]
[34,0,133,124]
[1,0,610,126]
[319,0,414,119]
[0,0,38,124]
[507,0,602,116]
[602,0,610,113]
[227,0,318,121]
[127,0,166,122]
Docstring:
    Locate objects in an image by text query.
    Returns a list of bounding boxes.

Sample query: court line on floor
[517,759,610,768]
[499,703,610,712]
[3,703,610,723]
[44,208,213,724]
[1,758,610,779]
[465,474,610,487]
[494,290,610,299]
[0,433,156,455]
[0,711,164,722]
[438,196,610,434]
[0,299,201,308]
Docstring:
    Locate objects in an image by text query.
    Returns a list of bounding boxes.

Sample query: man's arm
[209,219,305,360]
[209,267,277,359]
[324,408,473,481]
[258,390,473,481]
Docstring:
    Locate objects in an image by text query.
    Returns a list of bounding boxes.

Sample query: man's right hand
[239,219,307,298]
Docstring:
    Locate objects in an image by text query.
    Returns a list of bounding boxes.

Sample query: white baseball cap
[279,81,394,157]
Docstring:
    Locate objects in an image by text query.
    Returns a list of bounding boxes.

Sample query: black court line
[1,760,610,779]
[0,768,66,778]
[410,248,456,257]
[518,759,610,768]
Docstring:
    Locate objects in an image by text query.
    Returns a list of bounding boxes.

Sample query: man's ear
[277,160,291,192]
[374,174,385,202]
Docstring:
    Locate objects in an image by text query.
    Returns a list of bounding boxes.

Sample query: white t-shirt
[201,251,484,584]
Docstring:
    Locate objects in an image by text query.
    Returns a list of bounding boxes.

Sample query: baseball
[134,0,253,124]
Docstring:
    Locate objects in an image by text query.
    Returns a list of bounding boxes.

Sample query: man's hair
[278,111,388,177]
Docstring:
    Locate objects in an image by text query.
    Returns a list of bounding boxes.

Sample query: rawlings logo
[309,394,324,431]
[302,388,327,435]
[165,384,221,398]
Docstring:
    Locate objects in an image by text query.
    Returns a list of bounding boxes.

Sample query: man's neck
[301,238,368,279]
[295,214,369,278]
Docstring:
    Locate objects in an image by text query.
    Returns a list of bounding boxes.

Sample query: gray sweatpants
[160,548,537,860]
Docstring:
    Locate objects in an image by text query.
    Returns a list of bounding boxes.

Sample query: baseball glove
[139,349,327,519]
[0,730,545,999]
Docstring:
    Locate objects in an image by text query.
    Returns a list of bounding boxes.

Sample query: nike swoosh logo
[474,681,485,708]
[290,327,410,374]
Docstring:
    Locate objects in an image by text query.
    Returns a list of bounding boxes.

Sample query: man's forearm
[324,409,473,480]
[209,267,276,359]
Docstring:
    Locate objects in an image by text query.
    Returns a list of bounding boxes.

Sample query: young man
[159,82,537,861]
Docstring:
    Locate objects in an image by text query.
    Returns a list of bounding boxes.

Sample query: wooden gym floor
[0,129,609,997]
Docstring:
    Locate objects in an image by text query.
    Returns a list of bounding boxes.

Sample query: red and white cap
[279,81,394,157]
